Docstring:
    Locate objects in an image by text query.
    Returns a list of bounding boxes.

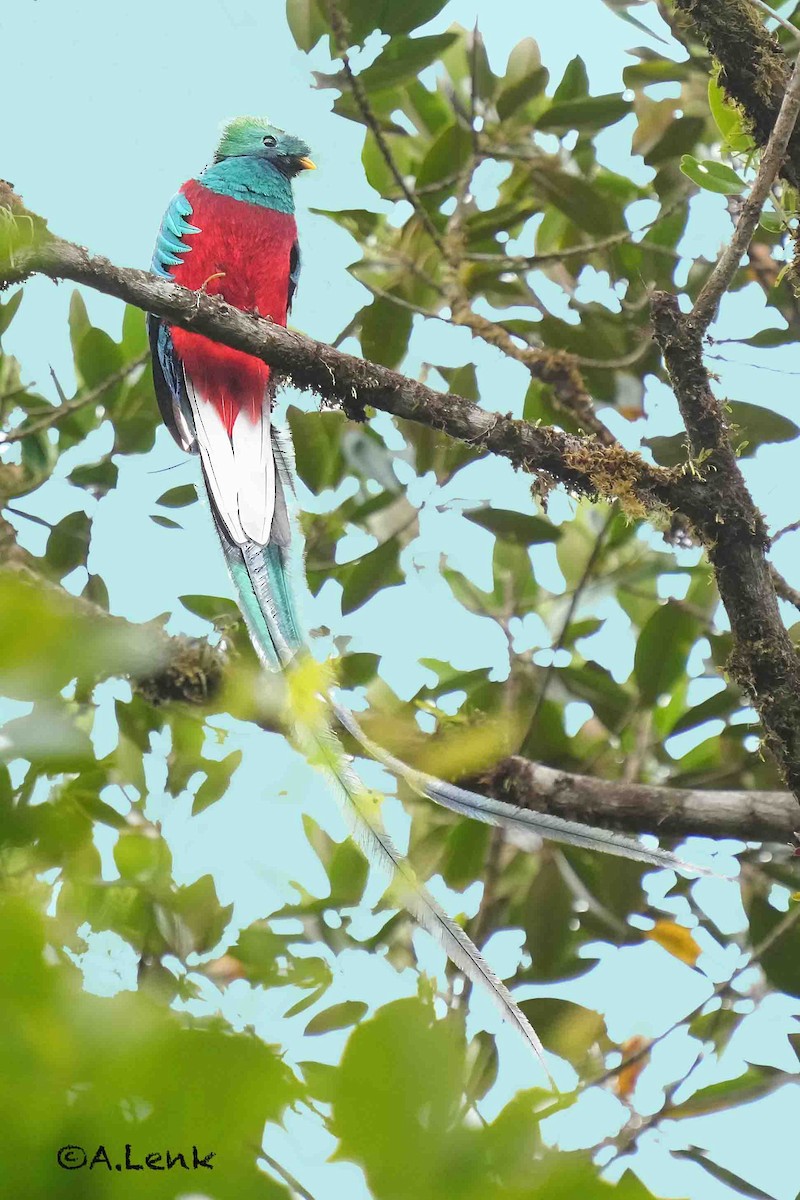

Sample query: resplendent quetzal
[149,117,709,1063]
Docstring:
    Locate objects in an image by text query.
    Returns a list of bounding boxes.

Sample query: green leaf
[76,326,124,392]
[416,121,473,189]
[82,572,109,610]
[68,290,91,361]
[121,304,148,356]
[328,839,369,905]
[150,514,182,530]
[464,506,561,546]
[359,296,413,369]
[305,1000,368,1035]
[553,55,589,102]
[642,431,689,468]
[179,594,242,624]
[193,751,243,815]
[497,38,549,121]
[748,893,800,997]
[156,483,198,508]
[672,1148,775,1200]
[340,536,404,615]
[354,33,458,93]
[708,76,753,153]
[285,0,327,51]
[669,687,739,735]
[634,601,698,703]
[0,288,23,338]
[679,155,746,195]
[169,874,234,954]
[310,207,383,240]
[528,163,622,235]
[287,406,347,493]
[558,662,632,732]
[441,821,490,889]
[348,0,449,41]
[538,94,632,135]
[0,575,158,701]
[68,457,118,496]
[669,1066,784,1119]
[727,400,800,454]
[113,831,173,885]
[45,510,91,576]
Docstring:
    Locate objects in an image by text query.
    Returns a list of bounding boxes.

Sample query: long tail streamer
[200,437,712,1066]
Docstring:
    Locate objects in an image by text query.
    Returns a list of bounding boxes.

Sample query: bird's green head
[214,117,315,177]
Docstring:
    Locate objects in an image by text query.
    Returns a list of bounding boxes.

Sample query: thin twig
[259,1150,318,1200]
[324,0,446,255]
[772,517,800,543]
[750,0,800,41]
[586,900,800,1096]
[692,48,800,330]
[1,351,147,445]
[771,562,800,611]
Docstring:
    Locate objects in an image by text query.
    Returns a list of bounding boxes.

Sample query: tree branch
[470,754,796,843]
[652,293,800,799]
[692,45,800,330]
[676,0,800,187]
[0,186,691,520]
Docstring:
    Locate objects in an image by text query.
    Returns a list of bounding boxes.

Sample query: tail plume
[293,701,551,1076]
[199,443,713,1064]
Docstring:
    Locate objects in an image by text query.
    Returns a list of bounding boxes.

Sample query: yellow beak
[298,156,316,171]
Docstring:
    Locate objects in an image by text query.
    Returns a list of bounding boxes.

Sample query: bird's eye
[262,135,278,148]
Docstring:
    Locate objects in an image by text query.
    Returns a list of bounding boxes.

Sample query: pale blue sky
[3,2,800,1198]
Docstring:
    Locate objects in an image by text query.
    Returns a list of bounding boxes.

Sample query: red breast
[169,180,297,434]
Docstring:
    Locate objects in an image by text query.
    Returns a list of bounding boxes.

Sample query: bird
[148,117,712,1067]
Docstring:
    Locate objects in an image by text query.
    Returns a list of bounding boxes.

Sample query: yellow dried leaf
[615,1035,649,1100]
[645,919,701,967]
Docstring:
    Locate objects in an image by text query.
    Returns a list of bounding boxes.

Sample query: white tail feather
[185,376,247,544]
[294,711,552,1076]
[185,373,277,547]
[331,702,717,878]
[232,405,276,544]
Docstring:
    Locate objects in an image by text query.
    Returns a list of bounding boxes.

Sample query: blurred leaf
[708,76,754,153]
[287,406,347,493]
[156,483,197,508]
[416,121,473,188]
[726,400,800,454]
[44,510,91,576]
[305,999,368,1035]
[538,93,632,135]
[114,831,173,885]
[286,0,327,51]
[340,536,404,615]
[464,506,561,545]
[672,1148,775,1200]
[360,296,413,369]
[497,38,548,120]
[68,457,118,496]
[669,1066,784,1119]
[747,894,800,997]
[150,514,182,530]
[170,874,234,954]
[179,593,241,624]
[634,601,697,703]
[0,289,22,338]
[351,34,458,92]
[679,155,746,195]
[192,751,243,815]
